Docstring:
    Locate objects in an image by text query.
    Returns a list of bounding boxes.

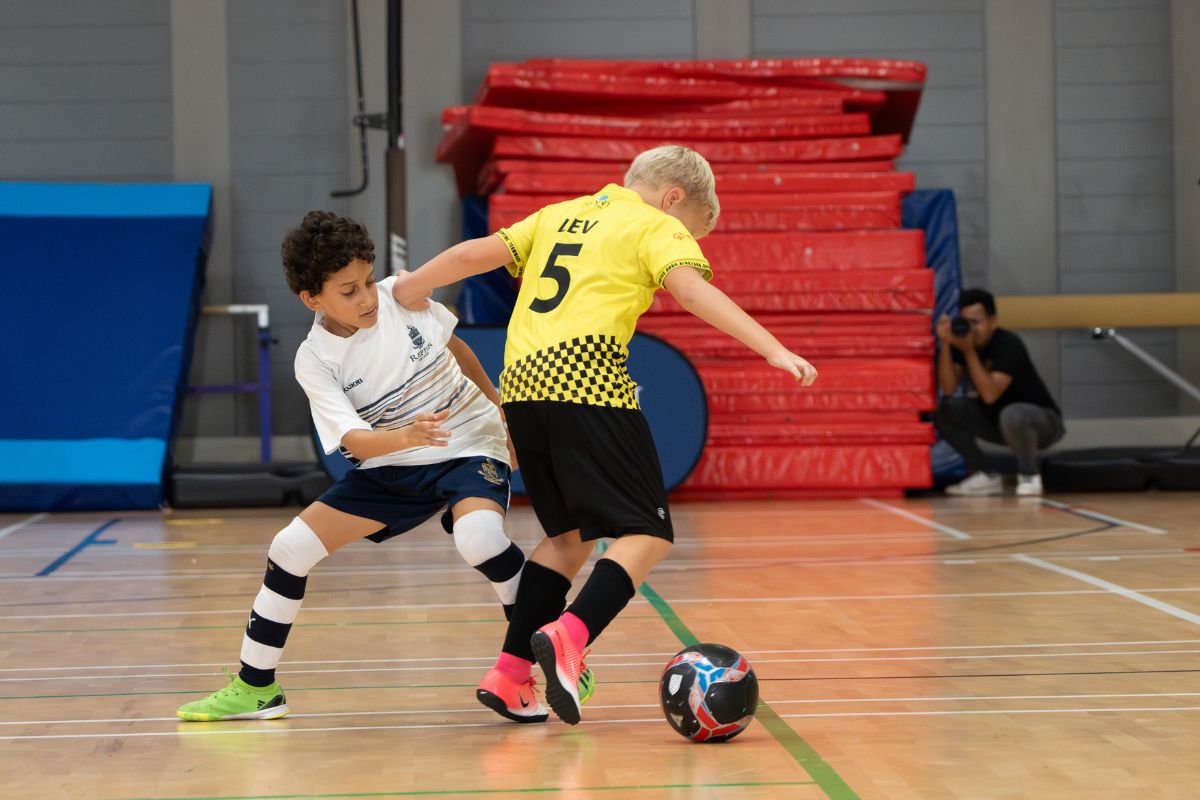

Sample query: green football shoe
[177,671,289,722]
[578,666,597,706]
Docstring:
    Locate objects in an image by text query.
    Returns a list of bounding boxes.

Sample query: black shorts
[317,455,511,543]
[504,400,673,542]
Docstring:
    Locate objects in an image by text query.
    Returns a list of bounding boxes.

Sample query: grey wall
[1055,0,1177,417]
[461,0,695,102]
[0,0,1190,447]
[1056,0,1175,295]
[0,1,173,181]
[754,0,989,287]
[1174,0,1200,416]
[217,0,352,440]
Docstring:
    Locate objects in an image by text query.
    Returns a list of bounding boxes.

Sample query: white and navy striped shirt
[295,276,508,470]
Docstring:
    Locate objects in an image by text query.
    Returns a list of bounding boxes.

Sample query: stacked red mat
[439,58,936,498]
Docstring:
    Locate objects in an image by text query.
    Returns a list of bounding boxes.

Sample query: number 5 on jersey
[530,242,581,313]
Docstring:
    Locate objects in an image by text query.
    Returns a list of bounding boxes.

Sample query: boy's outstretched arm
[447,335,502,407]
[393,235,511,309]
[663,266,818,385]
[446,334,517,468]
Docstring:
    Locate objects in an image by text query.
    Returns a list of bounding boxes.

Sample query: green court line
[0,615,659,636]
[636,580,860,800]
[121,780,816,800]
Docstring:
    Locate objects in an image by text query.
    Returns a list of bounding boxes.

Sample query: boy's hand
[767,349,818,386]
[391,271,431,310]
[403,411,450,448]
[936,314,971,351]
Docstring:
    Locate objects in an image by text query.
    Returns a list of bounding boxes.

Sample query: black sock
[239,663,276,688]
[564,558,636,646]
[502,561,571,662]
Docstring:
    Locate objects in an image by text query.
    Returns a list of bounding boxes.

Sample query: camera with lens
[950,316,972,337]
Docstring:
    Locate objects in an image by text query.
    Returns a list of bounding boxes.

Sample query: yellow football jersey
[494,183,711,409]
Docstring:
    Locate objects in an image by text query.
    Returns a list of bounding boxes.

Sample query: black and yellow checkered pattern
[500,335,639,409]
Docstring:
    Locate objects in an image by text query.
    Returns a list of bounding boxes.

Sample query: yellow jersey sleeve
[638,214,712,287]
[494,210,542,278]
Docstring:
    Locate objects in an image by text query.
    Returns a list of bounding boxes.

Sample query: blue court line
[36,519,120,577]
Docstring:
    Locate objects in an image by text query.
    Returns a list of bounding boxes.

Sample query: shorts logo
[657,507,666,520]
[479,458,504,486]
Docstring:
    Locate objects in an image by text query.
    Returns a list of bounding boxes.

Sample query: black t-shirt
[951,328,1060,419]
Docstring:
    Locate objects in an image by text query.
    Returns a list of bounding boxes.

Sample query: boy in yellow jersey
[392,145,817,725]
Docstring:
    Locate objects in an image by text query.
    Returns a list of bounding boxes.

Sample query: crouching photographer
[935,288,1065,496]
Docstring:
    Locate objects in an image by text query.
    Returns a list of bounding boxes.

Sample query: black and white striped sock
[238,517,328,687]
[453,509,525,620]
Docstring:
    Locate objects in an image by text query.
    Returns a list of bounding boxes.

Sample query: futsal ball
[659,643,759,743]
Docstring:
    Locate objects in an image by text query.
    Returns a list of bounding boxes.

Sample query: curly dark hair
[281,211,375,295]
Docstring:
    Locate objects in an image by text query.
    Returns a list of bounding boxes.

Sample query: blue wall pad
[902,189,966,486]
[0,182,211,511]
[314,328,708,494]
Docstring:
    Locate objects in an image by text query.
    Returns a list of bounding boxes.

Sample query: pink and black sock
[560,557,636,648]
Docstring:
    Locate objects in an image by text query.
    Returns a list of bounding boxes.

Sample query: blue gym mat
[0,182,211,511]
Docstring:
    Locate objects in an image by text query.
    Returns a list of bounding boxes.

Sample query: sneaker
[530,620,588,725]
[945,472,1003,497]
[1016,474,1044,496]
[476,669,549,724]
[176,671,288,722]
[577,665,596,706]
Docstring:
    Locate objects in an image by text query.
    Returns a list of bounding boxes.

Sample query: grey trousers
[934,397,1065,475]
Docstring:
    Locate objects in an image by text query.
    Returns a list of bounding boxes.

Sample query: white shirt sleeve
[294,347,371,455]
[426,299,459,348]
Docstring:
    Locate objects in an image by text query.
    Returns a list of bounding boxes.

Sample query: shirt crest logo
[478,458,505,486]
[594,193,610,208]
[407,325,425,349]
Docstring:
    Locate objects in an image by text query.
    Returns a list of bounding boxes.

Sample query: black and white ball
[659,643,759,742]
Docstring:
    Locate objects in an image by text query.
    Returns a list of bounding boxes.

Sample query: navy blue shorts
[316,456,511,543]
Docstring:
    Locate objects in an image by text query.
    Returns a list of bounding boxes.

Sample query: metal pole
[190,305,274,462]
[1092,327,1200,404]
[257,326,273,462]
[386,0,407,273]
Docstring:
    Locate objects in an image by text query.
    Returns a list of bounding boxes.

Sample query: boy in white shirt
[177,211,554,723]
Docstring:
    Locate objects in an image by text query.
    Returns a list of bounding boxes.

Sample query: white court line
[779,706,1200,720]
[5,707,1200,741]
[5,548,1198,583]
[0,526,1116,563]
[1040,498,1166,534]
[0,513,47,543]
[5,648,1199,684]
[7,586,1200,622]
[13,691,1200,728]
[858,498,972,539]
[7,637,1200,675]
[675,506,1046,517]
[1013,554,1200,626]
[0,530,1087,559]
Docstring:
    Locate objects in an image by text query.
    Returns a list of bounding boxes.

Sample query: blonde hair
[623,145,720,234]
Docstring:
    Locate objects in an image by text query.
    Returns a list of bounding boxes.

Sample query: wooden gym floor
[1,493,1198,799]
